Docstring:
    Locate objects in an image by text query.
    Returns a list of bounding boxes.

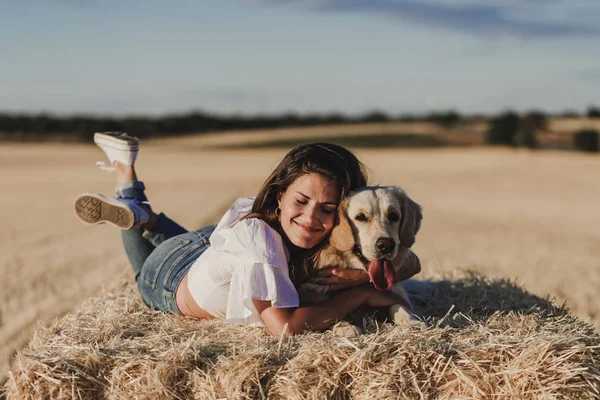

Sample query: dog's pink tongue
[369,259,395,290]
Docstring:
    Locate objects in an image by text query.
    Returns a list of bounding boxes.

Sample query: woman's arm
[253,286,407,336]
[315,268,370,291]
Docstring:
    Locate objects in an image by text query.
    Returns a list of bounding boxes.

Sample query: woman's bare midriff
[175,273,215,319]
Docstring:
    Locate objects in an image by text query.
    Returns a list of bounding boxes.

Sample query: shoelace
[96,161,116,173]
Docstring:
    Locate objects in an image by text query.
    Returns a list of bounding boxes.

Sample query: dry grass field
[1,122,599,396]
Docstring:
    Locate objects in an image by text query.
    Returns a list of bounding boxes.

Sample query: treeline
[0,110,465,142]
[486,109,600,152]
[1,107,599,143]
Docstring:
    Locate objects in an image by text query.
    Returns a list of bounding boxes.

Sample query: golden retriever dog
[298,186,423,329]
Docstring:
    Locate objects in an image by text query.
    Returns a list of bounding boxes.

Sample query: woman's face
[278,173,340,249]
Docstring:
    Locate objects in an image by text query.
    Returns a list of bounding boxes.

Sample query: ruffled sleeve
[227,261,299,326]
[223,218,299,326]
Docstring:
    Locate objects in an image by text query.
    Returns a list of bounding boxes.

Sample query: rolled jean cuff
[141,212,187,247]
[115,181,146,200]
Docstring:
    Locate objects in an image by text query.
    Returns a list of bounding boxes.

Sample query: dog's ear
[329,198,354,252]
[394,187,422,248]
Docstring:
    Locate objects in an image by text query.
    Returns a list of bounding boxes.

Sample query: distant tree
[98,119,123,133]
[121,117,157,138]
[322,113,345,124]
[281,112,301,127]
[361,110,390,123]
[485,111,519,146]
[514,114,540,149]
[0,113,20,132]
[558,110,580,119]
[397,114,417,122]
[573,129,599,152]
[426,110,462,128]
[587,106,600,119]
[524,110,547,131]
[29,114,60,133]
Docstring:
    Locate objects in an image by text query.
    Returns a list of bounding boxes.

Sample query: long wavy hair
[243,143,369,285]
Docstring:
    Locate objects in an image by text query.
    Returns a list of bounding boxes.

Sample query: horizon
[0,106,596,120]
[2,0,599,116]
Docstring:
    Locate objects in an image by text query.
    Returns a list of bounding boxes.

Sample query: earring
[275,207,281,216]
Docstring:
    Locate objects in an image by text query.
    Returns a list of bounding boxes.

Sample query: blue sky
[1,0,599,116]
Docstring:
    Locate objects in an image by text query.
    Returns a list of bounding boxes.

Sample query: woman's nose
[304,203,320,221]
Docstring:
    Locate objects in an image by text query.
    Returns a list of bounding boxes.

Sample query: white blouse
[186,197,299,326]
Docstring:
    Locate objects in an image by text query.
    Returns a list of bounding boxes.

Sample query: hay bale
[3,273,599,399]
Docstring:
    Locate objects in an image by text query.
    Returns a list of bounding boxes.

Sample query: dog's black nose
[376,237,395,255]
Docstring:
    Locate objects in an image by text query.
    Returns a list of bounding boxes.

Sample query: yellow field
[1,124,599,382]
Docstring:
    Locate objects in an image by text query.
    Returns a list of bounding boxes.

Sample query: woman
[75,132,411,335]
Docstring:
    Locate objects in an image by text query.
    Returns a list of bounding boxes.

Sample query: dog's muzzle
[353,245,370,269]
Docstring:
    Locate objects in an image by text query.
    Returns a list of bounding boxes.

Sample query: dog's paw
[331,321,363,337]
[389,304,423,327]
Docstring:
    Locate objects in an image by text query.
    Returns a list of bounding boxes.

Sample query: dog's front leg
[388,283,422,326]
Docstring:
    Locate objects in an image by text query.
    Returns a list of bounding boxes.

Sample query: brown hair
[245,143,368,230]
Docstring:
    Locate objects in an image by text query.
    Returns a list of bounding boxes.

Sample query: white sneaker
[74,193,149,230]
[94,132,139,172]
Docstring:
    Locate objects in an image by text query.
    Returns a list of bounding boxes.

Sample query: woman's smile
[293,220,322,232]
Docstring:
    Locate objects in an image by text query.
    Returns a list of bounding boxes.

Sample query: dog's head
[329,186,422,290]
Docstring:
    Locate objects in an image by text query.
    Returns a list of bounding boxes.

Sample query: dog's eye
[388,212,400,222]
[355,213,368,222]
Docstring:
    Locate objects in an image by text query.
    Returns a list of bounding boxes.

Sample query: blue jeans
[116,181,216,315]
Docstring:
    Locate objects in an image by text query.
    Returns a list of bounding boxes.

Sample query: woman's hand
[315,250,421,291]
[395,250,421,282]
[315,268,370,291]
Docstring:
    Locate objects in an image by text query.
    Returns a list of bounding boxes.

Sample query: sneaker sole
[94,133,139,150]
[94,133,139,165]
[74,193,134,230]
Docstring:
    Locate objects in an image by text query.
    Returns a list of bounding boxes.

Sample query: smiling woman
[74,134,418,335]
[277,173,340,249]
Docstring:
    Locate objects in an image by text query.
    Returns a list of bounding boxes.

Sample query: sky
[1,0,599,117]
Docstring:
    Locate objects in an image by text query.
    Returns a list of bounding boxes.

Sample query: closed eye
[355,213,368,222]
